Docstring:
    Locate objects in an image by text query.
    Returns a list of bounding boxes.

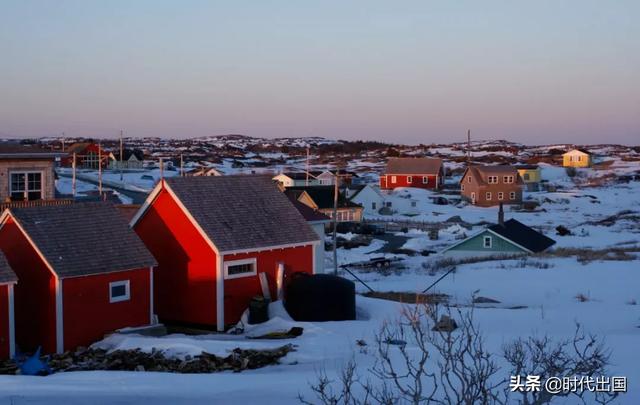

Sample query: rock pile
[0,344,295,375]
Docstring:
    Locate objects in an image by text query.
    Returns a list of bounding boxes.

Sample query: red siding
[0,285,10,359]
[223,245,313,325]
[134,188,219,326]
[62,268,150,351]
[0,218,57,354]
[380,174,440,190]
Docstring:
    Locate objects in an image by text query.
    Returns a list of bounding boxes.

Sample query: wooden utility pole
[98,142,103,196]
[467,129,471,164]
[72,153,77,197]
[119,130,124,181]
[305,146,310,186]
[332,170,340,275]
[180,153,184,177]
[62,132,65,152]
[159,157,164,181]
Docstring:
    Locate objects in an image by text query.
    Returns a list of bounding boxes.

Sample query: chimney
[498,202,504,226]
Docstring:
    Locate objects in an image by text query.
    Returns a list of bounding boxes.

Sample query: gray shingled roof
[165,175,320,252]
[385,157,443,175]
[9,202,157,278]
[0,251,17,284]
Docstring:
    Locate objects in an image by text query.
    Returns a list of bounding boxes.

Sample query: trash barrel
[248,296,270,324]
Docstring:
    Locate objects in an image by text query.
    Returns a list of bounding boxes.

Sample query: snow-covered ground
[1,157,638,404]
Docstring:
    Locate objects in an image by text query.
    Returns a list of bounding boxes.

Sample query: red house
[0,202,157,354]
[379,157,444,190]
[131,175,320,331]
[0,251,17,359]
[61,142,108,169]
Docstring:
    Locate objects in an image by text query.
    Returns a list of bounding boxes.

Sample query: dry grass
[543,247,639,264]
[575,293,590,302]
[362,291,449,304]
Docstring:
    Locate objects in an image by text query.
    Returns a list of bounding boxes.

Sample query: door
[471,192,476,204]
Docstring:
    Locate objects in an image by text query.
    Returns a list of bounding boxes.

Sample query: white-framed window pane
[510,192,516,200]
[224,258,257,279]
[498,192,504,200]
[486,192,491,200]
[109,280,130,303]
[407,176,412,183]
[227,263,253,276]
[483,236,492,248]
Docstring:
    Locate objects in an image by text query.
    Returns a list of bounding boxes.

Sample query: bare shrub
[575,293,590,302]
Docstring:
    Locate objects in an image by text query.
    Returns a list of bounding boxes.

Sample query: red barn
[379,157,444,190]
[0,252,17,359]
[0,202,157,354]
[131,175,320,331]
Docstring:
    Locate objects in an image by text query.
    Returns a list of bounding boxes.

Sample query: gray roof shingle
[0,251,17,284]
[385,157,443,175]
[9,202,157,278]
[165,175,320,252]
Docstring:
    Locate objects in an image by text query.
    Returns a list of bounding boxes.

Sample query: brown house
[0,143,65,202]
[460,165,523,207]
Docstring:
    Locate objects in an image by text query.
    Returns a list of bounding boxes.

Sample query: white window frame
[498,192,504,200]
[109,280,131,303]
[461,184,465,191]
[391,176,397,184]
[510,191,516,200]
[9,170,44,201]
[407,176,412,183]
[488,176,498,184]
[467,176,471,183]
[486,192,492,201]
[503,175,514,184]
[471,192,476,204]
[483,236,493,248]
[224,258,257,280]
[422,176,428,184]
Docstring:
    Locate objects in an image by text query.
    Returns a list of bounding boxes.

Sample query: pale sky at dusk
[1,1,638,144]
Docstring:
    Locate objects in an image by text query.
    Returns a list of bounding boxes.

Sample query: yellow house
[516,165,541,191]
[562,149,592,168]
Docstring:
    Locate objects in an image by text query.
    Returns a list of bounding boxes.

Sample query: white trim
[422,176,428,184]
[224,258,257,280]
[509,191,516,200]
[220,240,319,256]
[483,235,493,248]
[391,175,397,184]
[440,228,532,255]
[486,229,533,253]
[216,254,224,331]
[109,280,131,303]
[55,279,64,353]
[129,182,164,227]
[149,267,154,324]
[8,170,45,201]
[8,284,15,358]
[407,176,412,183]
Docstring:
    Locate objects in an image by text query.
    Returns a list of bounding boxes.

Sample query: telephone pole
[119,130,124,181]
[98,142,103,196]
[305,146,310,186]
[467,129,471,164]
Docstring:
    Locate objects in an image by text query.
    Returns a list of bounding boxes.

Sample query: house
[310,170,359,186]
[460,165,524,207]
[109,149,145,170]
[516,165,542,191]
[562,149,592,168]
[287,196,331,273]
[62,142,108,169]
[185,166,224,177]
[347,185,385,217]
[379,157,444,190]
[0,143,64,202]
[0,251,16,359]
[131,176,320,331]
[286,186,364,223]
[441,204,555,258]
[273,172,318,187]
[0,202,157,354]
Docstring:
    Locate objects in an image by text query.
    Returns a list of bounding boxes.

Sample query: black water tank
[249,296,270,324]
[285,274,356,321]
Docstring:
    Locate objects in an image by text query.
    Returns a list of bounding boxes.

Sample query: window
[411,201,417,207]
[486,192,492,200]
[471,192,476,203]
[422,176,428,184]
[385,201,392,207]
[488,176,498,184]
[109,280,130,303]
[224,258,257,279]
[498,192,504,200]
[391,176,397,184]
[10,172,43,201]
[467,176,471,183]
[372,202,377,210]
[483,236,492,248]
[510,191,516,200]
[407,176,413,183]
[523,173,530,181]
[503,176,514,184]
[461,184,465,191]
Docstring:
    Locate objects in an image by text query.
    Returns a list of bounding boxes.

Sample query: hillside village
[0,135,639,403]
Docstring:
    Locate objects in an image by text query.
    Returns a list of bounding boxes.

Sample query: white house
[273,172,319,187]
[347,185,385,217]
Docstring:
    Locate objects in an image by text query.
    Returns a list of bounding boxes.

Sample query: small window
[109,280,130,303]
[471,192,476,203]
[10,171,43,201]
[487,176,497,184]
[467,176,471,183]
[498,192,504,200]
[385,201,392,207]
[503,175,514,184]
[224,258,257,279]
[391,176,397,184]
[422,176,428,184]
[486,192,492,200]
[461,184,465,191]
[372,202,377,210]
[407,176,413,183]
[411,201,417,207]
[483,236,492,248]
[523,173,530,181]
[510,191,516,200]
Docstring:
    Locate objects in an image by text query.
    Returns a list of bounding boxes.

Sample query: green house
[441,218,555,258]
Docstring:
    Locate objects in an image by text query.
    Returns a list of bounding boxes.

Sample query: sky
[0,1,638,145]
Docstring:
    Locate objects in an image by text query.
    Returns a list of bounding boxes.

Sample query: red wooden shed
[379,157,444,190]
[0,251,17,359]
[131,175,320,331]
[0,202,157,354]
